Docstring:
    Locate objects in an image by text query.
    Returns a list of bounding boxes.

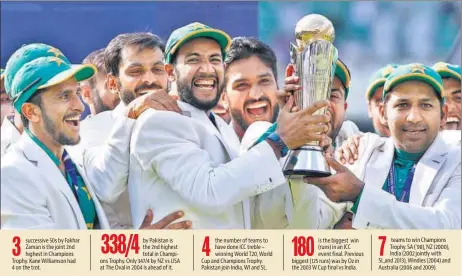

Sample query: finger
[169,94,179,101]
[320,136,332,150]
[303,176,330,186]
[353,135,361,148]
[325,157,345,172]
[303,132,327,142]
[158,98,182,113]
[140,209,154,229]
[153,211,184,229]
[282,95,295,113]
[285,63,295,78]
[284,76,300,85]
[302,100,330,115]
[164,96,182,113]
[146,101,167,111]
[291,106,300,112]
[303,114,331,125]
[341,144,353,164]
[276,89,291,98]
[348,140,358,161]
[166,220,192,230]
[335,148,347,165]
[284,84,301,93]
[276,90,290,107]
[305,123,329,134]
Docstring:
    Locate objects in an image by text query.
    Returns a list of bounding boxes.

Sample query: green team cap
[383,63,444,100]
[365,64,399,100]
[164,22,231,64]
[10,56,96,113]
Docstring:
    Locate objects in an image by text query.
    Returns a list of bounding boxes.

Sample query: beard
[119,87,136,106]
[176,68,223,111]
[118,80,164,106]
[230,103,279,133]
[92,89,114,114]
[42,107,80,146]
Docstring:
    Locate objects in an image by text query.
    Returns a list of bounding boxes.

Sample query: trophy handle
[289,43,299,70]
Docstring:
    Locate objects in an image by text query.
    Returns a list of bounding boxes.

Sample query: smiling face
[380,80,447,153]
[166,38,225,111]
[441,77,461,130]
[23,78,85,146]
[109,45,167,105]
[224,55,279,134]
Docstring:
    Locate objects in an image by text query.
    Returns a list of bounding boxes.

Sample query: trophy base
[282,145,331,178]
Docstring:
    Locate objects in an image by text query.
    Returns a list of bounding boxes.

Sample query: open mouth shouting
[245,100,270,119]
[64,114,81,132]
[193,78,217,93]
[444,116,461,130]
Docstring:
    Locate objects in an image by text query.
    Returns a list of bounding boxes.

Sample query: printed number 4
[202,236,211,256]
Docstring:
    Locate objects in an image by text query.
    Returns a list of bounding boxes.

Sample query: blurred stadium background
[1,1,460,131]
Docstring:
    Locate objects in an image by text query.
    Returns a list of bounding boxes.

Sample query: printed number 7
[378,236,387,256]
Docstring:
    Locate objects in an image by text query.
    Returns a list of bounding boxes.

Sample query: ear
[344,102,348,112]
[367,101,373,118]
[21,102,41,124]
[440,102,448,128]
[80,84,93,105]
[379,102,387,125]
[164,63,176,82]
[106,73,120,93]
[222,91,229,109]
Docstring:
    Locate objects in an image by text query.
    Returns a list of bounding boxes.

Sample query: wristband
[266,132,289,157]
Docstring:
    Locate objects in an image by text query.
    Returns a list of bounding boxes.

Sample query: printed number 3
[12,236,21,256]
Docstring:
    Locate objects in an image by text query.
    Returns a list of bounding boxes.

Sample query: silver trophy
[282,14,338,177]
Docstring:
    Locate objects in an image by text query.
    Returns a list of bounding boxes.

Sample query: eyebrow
[185,53,201,58]
[331,88,344,96]
[231,73,273,84]
[451,90,461,95]
[257,73,273,79]
[126,61,164,67]
[57,89,73,98]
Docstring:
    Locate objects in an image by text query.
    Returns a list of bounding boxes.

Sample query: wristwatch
[266,132,289,157]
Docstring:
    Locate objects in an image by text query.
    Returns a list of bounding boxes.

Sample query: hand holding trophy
[282,14,338,178]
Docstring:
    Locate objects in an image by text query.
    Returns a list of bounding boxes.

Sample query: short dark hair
[82,48,106,88]
[224,37,278,81]
[104,32,166,76]
[20,89,44,128]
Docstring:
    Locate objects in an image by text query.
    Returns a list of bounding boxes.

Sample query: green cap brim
[38,64,97,90]
[14,64,96,113]
[365,79,385,100]
[383,73,444,99]
[436,69,461,81]
[166,29,231,64]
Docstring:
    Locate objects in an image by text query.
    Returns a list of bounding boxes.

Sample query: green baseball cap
[10,56,96,113]
[432,62,461,81]
[4,43,71,97]
[383,63,444,99]
[164,22,231,64]
[334,58,351,99]
[365,64,398,100]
